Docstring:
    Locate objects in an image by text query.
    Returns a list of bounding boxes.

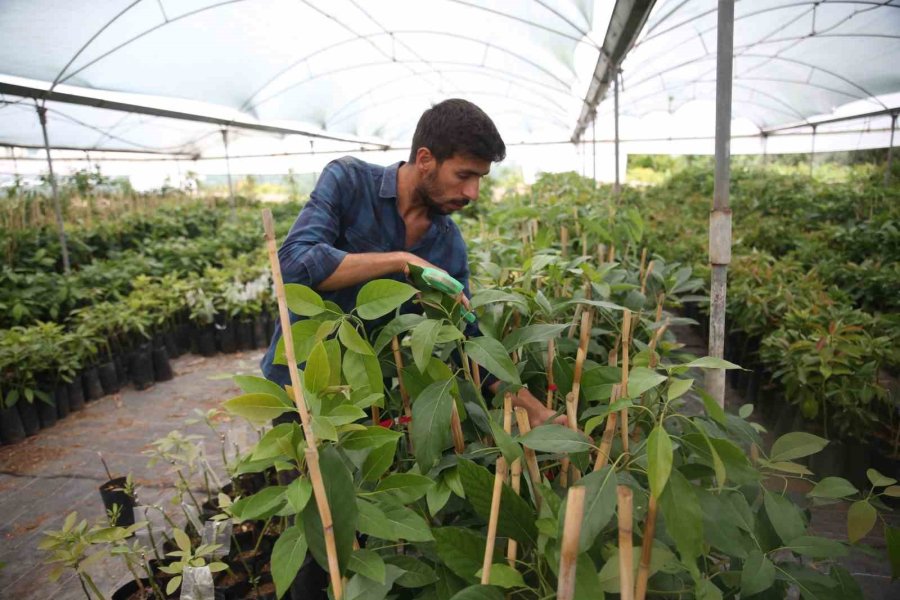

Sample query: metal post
[221,128,236,217]
[886,113,897,186]
[591,112,597,184]
[761,133,768,166]
[581,139,586,177]
[36,104,70,274]
[707,0,734,408]
[809,124,817,178]
[614,69,621,195]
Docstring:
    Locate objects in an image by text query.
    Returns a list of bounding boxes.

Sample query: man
[260,98,557,427]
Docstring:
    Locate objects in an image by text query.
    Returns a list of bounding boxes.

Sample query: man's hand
[399,252,471,311]
[487,383,567,429]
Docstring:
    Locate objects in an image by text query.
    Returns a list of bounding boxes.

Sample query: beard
[415,170,470,215]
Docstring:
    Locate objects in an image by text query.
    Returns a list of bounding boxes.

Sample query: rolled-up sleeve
[278,161,350,288]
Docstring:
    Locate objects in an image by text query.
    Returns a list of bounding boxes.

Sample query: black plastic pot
[114,354,128,386]
[844,441,873,490]
[217,321,237,354]
[98,361,120,395]
[17,400,40,436]
[265,312,276,343]
[176,322,194,355]
[198,326,218,357]
[130,345,155,391]
[55,384,70,419]
[37,393,58,429]
[111,578,153,600]
[253,315,268,349]
[100,476,136,526]
[164,330,182,358]
[289,552,328,600]
[236,320,254,350]
[83,366,105,401]
[808,439,846,479]
[68,374,86,411]
[0,406,26,445]
[152,347,174,382]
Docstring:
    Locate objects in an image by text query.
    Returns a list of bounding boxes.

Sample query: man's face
[415,153,491,215]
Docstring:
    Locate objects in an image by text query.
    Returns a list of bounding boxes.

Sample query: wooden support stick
[471,356,482,391]
[560,225,569,258]
[607,244,616,263]
[481,457,507,585]
[450,402,465,454]
[514,407,542,512]
[634,496,659,600]
[648,321,669,370]
[594,384,620,472]
[571,309,591,404]
[504,395,520,568]
[390,336,413,451]
[597,243,606,265]
[640,260,655,296]
[546,338,556,410]
[617,485,635,600]
[608,334,620,367]
[655,293,666,323]
[638,247,648,280]
[619,311,632,453]
[264,209,342,599]
[557,486,587,600]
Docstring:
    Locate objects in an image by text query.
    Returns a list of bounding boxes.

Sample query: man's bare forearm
[316,251,408,291]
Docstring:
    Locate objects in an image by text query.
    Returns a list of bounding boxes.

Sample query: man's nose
[462,179,479,201]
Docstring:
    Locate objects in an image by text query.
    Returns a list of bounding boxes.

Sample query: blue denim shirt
[260,156,478,387]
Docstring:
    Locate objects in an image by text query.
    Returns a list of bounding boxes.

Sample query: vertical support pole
[809,124,817,178]
[886,113,897,186]
[761,132,768,166]
[580,140,586,177]
[221,129,236,218]
[36,104,70,274]
[614,68,621,196]
[707,0,734,408]
[591,113,597,184]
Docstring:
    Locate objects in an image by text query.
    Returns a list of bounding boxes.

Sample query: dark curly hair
[409,98,506,164]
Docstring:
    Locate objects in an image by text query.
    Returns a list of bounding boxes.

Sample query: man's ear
[415,147,435,173]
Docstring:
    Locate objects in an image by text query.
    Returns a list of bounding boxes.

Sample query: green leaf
[660,470,702,567]
[272,524,308,599]
[764,490,806,545]
[302,446,358,575]
[348,549,386,584]
[285,477,312,514]
[490,418,523,464]
[339,320,374,355]
[647,426,673,498]
[285,284,326,316]
[808,477,858,499]
[501,324,568,352]
[411,378,455,471]
[786,536,848,559]
[866,468,897,488]
[738,404,753,419]
[741,550,776,596]
[667,377,693,401]
[518,424,593,454]
[223,393,294,425]
[173,528,190,552]
[583,398,634,437]
[433,527,488,583]
[886,526,900,579]
[770,432,828,462]
[356,280,418,320]
[465,337,521,384]
[696,578,723,600]
[323,404,366,426]
[373,313,425,354]
[411,319,442,373]
[304,341,330,394]
[374,473,434,504]
[234,375,291,406]
[847,500,876,544]
[311,415,338,441]
[470,290,529,312]
[342,426,402,450]
[166,575,182,596]
[447,585,504,600]
[885,486,900,498]
[360,441,397,482]
[357,498,434,542]
[230,486,288,521]
[683,356,740,369]
[475,564,526,589]
[560,465,617,552]
[385,555,438,587]
[698,388,727,425]
[456,459,537,546]
[345,564,404,600]
[697,488,750,558]
[626,367,667,398]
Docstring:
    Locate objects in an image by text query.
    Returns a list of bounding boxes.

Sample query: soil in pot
[111,578,157,600]
[215,569,250,600]
[130,345,155,391]
[17,399,40,436]
[217,322,237,354]
[99,361,120,395]
[152,347,174,382]
[100,476,136,526]
[0,405,27,444]
[68,374,86,411]
[55,384,70,419]
[198,326,218,357]
[83,366,105,401]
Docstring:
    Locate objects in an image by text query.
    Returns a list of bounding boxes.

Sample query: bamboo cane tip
[617,485,633,501]
[261,208,275,238]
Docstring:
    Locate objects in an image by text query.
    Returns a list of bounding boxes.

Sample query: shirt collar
[379,161,403,199]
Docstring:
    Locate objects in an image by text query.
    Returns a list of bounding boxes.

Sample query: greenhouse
[0,0,898,599]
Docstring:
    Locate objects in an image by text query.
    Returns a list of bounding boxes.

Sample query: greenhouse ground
[0,333,898,600]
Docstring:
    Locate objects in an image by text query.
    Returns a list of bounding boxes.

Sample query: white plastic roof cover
[0,0,898,164]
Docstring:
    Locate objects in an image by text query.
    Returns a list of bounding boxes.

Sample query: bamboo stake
[597,243,605,265]
[390,336,413,451]
[450,402,465,454]
[557,486,587,600]
[634,496,658,600]
[617,485,635,600]
[638,247,648,280]
[546,338,556,410]
[640,260,655,296]
[581,233,588,258]
[607,244,616,263]
[654,293,666,323]
[263,209,342,599]
[471,356,482,391]
[619,311,632,453]
[560,225,569,258]
[563,309,592,485]
[504,396,521,568]
[594,384,620,472]
[514,407,542,512]
[608,334,620,367]
[572,206,581,236]
[481,457,508,585]
[647,321,669,370]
